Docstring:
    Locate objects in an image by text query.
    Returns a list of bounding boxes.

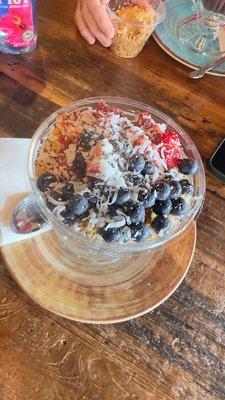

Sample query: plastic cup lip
[106,0,167,28]
[28,96,206,255]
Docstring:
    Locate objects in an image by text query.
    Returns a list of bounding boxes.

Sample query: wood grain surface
[0,0,225,398]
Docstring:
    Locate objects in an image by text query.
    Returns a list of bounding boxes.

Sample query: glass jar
[107,0,166,58]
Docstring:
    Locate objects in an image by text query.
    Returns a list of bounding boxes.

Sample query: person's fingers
[81,1,112,46]
[87,0,115,40]
[75,3,96,45]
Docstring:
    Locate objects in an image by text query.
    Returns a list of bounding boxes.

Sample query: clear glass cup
[178,0,225,56]
[28,97,205,266]
[107,0,166,58]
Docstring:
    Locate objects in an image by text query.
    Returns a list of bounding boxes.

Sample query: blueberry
[126,173,145,187]
[60,204,73,218]
[100,226,122,243]
[128,155,145,173]
[50,190,64,202]
[107,203,119,216]
[130,223,150,242]
[77,130,98,151]
[37,172,57,192]
[180,179,194,195]
[123,201,145,225]
[83,192,98,209]
[170,197,188,216]
[142,161,155,175]
[154,181,171,201]
[168,180,182,199]
[88,178,105,192]
[151,215,170,234]
[73,152,86,179]
[63,213,77,226]
[138,189,156,208]
[178,158,198,176]
[46,200,56,211]
[61,182,75,200]
[60,205,77,226]
[153,199,172,215]
[165,174,173,181]
[116,188,131,205]
[69,194,89,215]
[165,172,180,181]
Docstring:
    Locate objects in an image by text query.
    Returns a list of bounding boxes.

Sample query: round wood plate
[1,224,196,324]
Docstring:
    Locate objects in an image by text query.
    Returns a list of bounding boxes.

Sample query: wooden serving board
[1,224,196,324]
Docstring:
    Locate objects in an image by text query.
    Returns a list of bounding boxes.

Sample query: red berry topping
[156,131,181,168]
[137,112,153,128]
[161,146,180,168]
[94,100,122,116]
[155,130,179,145]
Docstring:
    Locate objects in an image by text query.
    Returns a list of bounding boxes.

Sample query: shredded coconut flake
[35,100,195,244]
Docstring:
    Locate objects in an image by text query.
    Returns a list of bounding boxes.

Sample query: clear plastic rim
[106,0,167,28]
[28,96,205,254]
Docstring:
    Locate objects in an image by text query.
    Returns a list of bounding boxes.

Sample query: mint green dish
[153,0,225,76]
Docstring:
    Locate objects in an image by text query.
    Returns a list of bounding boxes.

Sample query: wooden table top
[0,0,225,398]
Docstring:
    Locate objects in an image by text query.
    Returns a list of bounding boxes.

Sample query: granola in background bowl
[107,0,166,58]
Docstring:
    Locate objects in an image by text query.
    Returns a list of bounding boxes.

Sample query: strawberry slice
[161,146,180,168]
[155,130,180,145]
[94,100,122,117]
[137,112,153,128]
[156,131,181,169]
[86,142,103,176]
[59,134,77,148]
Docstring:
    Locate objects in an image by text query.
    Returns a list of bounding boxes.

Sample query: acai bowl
[28,97,205,265]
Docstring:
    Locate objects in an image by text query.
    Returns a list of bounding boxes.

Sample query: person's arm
[74,0,115,47]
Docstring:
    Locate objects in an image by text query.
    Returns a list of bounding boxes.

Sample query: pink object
[0,7,34,47]
[0,0,37,54]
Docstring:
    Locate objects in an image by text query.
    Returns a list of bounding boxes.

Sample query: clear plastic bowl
[28,97,205,265]
[107,0,166,58]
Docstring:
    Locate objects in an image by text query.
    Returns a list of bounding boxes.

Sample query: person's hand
[75,0,115,47]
